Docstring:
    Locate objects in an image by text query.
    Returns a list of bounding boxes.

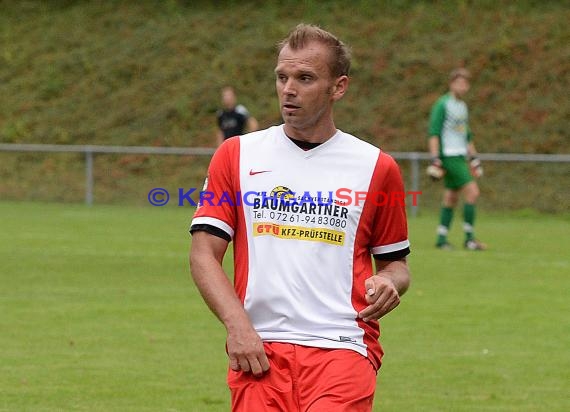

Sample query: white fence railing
[2,143,570,215]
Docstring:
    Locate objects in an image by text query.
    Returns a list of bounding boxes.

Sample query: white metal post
[85,150,93,206]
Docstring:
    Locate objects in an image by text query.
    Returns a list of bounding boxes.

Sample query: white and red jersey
[191,125,409,369]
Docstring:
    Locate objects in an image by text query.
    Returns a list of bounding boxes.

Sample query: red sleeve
[190,137,240,239]
[368,153,410,259]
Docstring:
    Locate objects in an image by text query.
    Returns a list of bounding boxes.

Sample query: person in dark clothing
[216,86,259,146]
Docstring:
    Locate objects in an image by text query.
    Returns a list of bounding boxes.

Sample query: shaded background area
[1,0,569,211]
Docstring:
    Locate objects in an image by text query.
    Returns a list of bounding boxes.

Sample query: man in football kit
[427,68,486,250]
[216,86,259,146]
[190,24,411,412]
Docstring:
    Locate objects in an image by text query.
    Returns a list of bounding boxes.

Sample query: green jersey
[428,93,472,157]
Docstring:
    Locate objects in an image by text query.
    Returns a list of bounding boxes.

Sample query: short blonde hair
[277,23,351,78]
[449,68,471,82]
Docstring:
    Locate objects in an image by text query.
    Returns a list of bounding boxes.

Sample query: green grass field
[1,201,568,412]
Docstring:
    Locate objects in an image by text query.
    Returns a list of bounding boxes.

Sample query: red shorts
[227,342,377,412]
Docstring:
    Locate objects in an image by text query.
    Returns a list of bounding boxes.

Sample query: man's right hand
[227,325,270,377]
[426,157,444,181]
[189,231,270,377]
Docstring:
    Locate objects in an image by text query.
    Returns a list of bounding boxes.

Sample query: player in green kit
[427,68,486,250]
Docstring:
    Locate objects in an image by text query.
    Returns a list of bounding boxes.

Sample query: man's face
[450,77,470,97]
[274,41,344,137]
[222,89,237,109]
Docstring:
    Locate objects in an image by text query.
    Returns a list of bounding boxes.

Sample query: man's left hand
[358,275,401,321]
[470,156,484,178]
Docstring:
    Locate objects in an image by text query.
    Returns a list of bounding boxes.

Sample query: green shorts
[442,156,473,190]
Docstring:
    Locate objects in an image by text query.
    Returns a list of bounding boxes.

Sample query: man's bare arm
[428,136,440,158]
[247,116,259,133]
[189,231,269,376]
[216,129,225,146]
[467,142,478,157]
[358,258,411,321]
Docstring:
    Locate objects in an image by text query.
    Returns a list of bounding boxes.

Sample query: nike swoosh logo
[249,169,271,176]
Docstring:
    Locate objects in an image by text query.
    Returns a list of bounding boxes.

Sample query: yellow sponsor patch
[253,222,345,246]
